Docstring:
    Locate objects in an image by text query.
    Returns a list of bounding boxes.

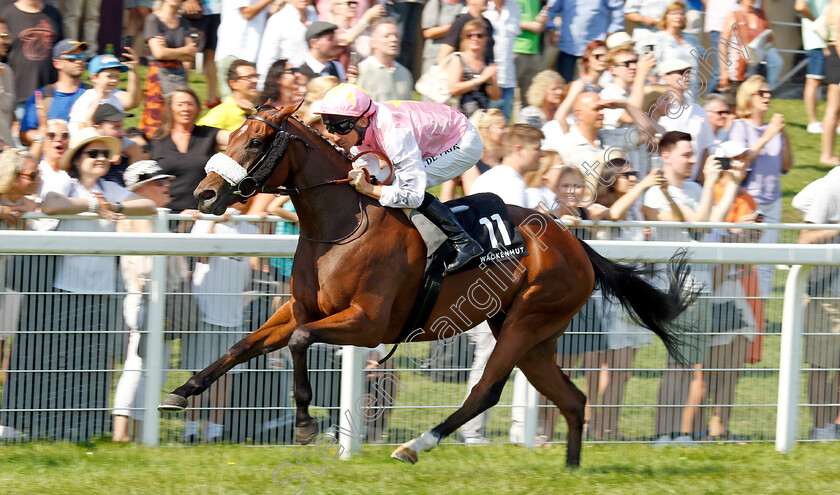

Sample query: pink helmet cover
[312,84,374,118]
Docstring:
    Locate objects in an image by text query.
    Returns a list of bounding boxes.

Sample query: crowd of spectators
[0,0,838,445]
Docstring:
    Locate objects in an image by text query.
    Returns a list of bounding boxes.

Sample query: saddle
[380,193,529,362]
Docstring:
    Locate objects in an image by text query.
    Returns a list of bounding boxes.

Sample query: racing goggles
[322,115,359,135]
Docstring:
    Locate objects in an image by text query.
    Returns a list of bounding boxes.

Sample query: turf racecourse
[2,442,839,494]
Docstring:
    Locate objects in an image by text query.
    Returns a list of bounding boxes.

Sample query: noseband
[204,113,369,244]
[206,114,373,199]
[234,115,309,198]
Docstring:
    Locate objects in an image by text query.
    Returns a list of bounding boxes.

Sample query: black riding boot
[417,193,483,274]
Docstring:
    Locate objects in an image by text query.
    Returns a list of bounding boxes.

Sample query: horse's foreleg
[158,301,296,412]
[287,304,383,445]
[289,341,317,445]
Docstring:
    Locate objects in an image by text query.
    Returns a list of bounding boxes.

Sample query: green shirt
[514,0,541,55]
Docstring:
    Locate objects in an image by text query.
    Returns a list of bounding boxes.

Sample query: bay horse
[158,104,694,466]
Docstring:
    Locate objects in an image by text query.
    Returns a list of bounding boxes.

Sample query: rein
[206,113,383,244]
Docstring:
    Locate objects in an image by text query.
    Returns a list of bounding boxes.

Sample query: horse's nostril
[201,189,216,200]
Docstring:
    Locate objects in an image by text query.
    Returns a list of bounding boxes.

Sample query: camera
[716,156,731,170]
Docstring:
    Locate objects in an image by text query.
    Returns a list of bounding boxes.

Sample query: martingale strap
[378,244,451,364]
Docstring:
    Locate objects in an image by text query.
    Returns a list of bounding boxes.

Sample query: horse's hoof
[158,394,188,412]
[295,420,318,445]
[390,445,418,464]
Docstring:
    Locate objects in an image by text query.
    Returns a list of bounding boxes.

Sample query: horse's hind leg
[159,301,296,412]
[517,338,587,467]
[391,314,550,464]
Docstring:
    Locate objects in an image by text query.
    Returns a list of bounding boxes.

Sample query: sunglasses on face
[711,109,730,116]
[616,59,637,68]
[18,171,40,180]
[60,54,87,62]
[47,131,70,140]
[593,53,606,60]
[466,33,486,40]
[618,171,638,178]
[323,116,357,135]
[756,90,772,98]
[84,149,111,159]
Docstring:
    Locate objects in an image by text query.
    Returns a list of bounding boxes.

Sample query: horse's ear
[277,104,299,120]
[262,99,275,109]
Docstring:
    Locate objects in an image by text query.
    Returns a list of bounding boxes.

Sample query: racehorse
[158,104,695,466]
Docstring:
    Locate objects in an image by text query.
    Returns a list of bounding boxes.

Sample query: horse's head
[195,104,305,214]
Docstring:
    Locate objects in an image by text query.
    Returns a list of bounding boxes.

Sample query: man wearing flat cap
[297,21,350,82]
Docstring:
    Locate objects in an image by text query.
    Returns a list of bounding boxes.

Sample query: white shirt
[794,167,840,220]
[256,4,318,90]
[623,0,670,46]
[303,53,347,82]
[191,210,258,327]
[38,159,69,184]
[483,0,522,89]
[525,185,556,210]
[470,165,528,207]
[643,180,710,290]
[68,89,125,133]
[599,83,628,130]
[41,175,133,293]
[540,119,565,153]
[0,62,14,148]
[704,0,739,33]
[556,128,608,173]
[215,0,269,63]
[657,98,715,180]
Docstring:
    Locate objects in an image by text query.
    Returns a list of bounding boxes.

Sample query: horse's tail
[577,238,698,363]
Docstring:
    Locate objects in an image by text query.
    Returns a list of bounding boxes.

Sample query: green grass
[2,441,839,494]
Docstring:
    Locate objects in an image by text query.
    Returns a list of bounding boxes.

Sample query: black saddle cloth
[441,192,529,273]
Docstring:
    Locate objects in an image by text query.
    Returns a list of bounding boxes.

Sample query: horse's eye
[248,138,263,148]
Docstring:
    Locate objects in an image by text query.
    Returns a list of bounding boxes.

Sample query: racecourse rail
[0,210,838,457]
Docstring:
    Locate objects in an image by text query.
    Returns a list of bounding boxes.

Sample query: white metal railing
[1,212,837,453]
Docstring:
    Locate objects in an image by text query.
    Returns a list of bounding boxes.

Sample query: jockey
[313,84,484,274]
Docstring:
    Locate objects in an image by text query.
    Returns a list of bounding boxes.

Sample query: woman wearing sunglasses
[0,148,40,228]
[14,129,156,441]
[727,75,791,300]
[314,83,484,274]
[445,19,501,118]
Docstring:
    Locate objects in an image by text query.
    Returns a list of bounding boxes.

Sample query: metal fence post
[776,264,812,453]
[339,345,364,459]
[523,378,539,449]
[142,208,170,446]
